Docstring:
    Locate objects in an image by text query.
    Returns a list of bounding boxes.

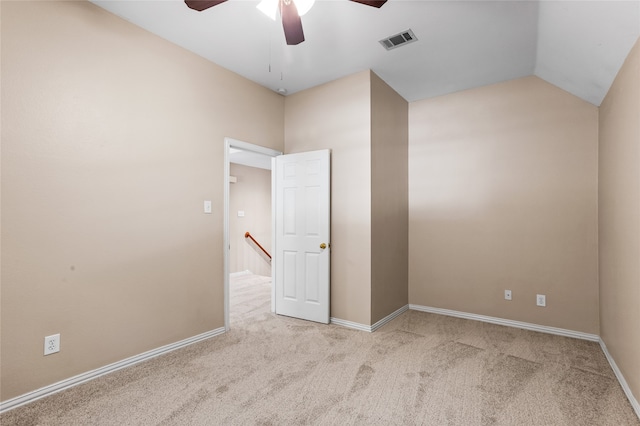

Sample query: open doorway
[223,138,281,330]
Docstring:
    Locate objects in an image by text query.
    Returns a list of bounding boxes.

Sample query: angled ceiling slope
[91,0,640,106]
[536,1,640,106]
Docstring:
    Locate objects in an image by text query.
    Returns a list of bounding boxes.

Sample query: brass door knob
[320,243,327,249]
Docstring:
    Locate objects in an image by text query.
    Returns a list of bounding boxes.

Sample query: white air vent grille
[379,29,418,51]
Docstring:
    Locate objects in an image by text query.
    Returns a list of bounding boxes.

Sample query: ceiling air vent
[379,29,418,51]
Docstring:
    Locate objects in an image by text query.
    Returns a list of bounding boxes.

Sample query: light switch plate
[204,200,212,214]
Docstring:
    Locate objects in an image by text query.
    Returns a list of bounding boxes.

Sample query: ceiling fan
[184,0,387,46]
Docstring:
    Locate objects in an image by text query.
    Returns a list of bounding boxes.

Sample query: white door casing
[274,150,330,324]
[224,138,281,331]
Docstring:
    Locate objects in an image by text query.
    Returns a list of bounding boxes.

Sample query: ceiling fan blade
[280,0,305,45]
[349,0,387,7]
[184,0,228,12]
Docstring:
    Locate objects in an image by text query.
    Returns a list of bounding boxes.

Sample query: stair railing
[244,232,272,264]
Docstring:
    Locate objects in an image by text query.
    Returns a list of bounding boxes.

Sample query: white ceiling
[91,0,639,106]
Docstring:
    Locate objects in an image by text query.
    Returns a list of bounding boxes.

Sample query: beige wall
[284,71,372,325]
[229,164,272,277]
[370,74,409,324]
[1,0,284,400]
[599,37,640,404]
[408,76,599,334]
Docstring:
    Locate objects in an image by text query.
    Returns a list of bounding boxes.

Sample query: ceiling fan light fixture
[257,0,278,20]
[295,0,315,16]
[257,0,315,20]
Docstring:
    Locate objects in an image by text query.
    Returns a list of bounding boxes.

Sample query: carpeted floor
[2,273,638,425]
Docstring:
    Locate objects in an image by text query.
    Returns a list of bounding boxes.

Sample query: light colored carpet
[2,274,638,425]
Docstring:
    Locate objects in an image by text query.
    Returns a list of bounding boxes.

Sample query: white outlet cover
[44,334,60,355]
[504,290,512,300]
[537,294,546,307]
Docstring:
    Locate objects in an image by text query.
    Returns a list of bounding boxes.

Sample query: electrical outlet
[536,294,546,307]
[44,334,60,355]
[504,290,512,301]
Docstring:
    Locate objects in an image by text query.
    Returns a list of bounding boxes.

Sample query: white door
[274,149,330,324]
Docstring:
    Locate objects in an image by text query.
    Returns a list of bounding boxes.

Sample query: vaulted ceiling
[91,0,639,106]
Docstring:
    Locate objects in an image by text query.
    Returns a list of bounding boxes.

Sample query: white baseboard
[0,327,226,414]
[230,270,252,277]
[599,338,640,419]
[408,304,600,342]
[331,304,410,333]
[330,317,372,332]
[372,304,409,332]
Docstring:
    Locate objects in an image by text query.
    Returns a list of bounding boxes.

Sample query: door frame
[223,137,282,331]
